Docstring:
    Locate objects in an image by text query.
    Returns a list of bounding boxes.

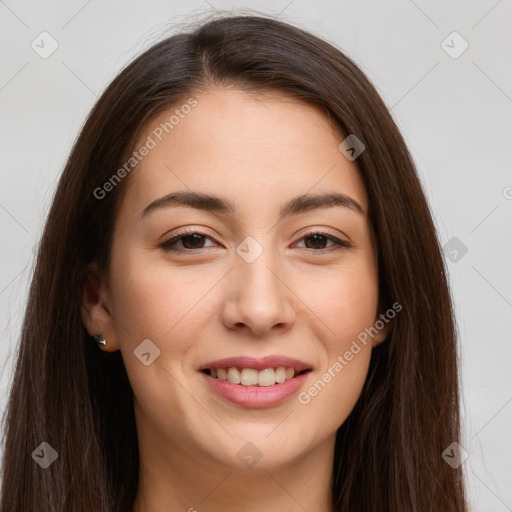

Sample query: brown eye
[180,234,207,249]
[296,231,352,252]
[303,234,330,249]
[160,231,217,252]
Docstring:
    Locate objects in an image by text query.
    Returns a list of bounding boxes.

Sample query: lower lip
[200,370,311,408]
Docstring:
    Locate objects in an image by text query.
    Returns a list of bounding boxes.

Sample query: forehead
[120,88,368,219]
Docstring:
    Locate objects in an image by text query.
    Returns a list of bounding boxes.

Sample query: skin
[82,88,391,512]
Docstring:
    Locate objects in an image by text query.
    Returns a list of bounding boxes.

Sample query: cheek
[108,250,207,409]
[299,259,378,412]
[298,271,376,431]
[306,258,379,343]
[109,246,203,346]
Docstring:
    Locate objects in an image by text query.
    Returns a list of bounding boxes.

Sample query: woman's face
[83,88,390,472]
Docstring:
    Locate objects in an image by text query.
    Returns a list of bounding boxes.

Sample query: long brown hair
[0,13,468,511]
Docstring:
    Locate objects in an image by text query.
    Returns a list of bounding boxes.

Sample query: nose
[220,248,296,336]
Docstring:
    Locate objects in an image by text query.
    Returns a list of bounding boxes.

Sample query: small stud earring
[93,333,107,346]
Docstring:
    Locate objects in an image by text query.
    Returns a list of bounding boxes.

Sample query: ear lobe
[81,263,120,352]
[371,312,393,348]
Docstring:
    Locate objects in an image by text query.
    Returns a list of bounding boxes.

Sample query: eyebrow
[138,190,365,220]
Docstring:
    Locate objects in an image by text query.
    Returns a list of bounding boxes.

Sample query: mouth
[200,367,312,386]
[198,355,313,407]
[199,365,313,408]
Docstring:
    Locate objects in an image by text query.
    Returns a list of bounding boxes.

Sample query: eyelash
[159,229,353,254]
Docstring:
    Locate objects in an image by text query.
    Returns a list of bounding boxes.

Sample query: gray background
[1,1,511,510]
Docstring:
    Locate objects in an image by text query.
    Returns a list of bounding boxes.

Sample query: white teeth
[257,368,275,387]
[275,367,287,383]
[241,368,258,385]
[227,367,241,384]
[209,366,300,386]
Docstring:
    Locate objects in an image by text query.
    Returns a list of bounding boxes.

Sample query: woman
[0,14,468,512]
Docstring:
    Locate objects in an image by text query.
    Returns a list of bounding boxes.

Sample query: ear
[81,262,120,352]
[371,307,393,348]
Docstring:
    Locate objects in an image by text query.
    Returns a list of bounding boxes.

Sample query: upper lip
[198,355,312,372]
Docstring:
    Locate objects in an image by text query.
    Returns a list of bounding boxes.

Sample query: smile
[202,367,310,386]
[200,368,312,408]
